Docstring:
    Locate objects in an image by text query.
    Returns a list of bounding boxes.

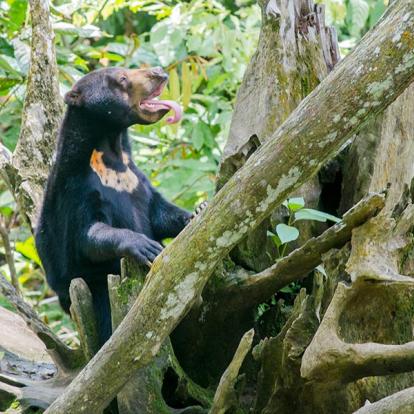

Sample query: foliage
[0,0,261,207]
[267,197,341,258]
[318,0,388,53]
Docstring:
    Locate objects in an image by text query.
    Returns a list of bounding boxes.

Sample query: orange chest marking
[90,149,139,193]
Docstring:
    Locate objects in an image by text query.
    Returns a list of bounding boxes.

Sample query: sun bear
[35,66,195,344]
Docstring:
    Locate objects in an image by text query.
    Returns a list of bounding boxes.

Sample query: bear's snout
[149,67,169,81]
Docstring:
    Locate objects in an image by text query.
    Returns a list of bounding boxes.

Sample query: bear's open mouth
[139,81,183,124]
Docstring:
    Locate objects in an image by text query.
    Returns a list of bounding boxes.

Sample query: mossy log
[108,259,212,413]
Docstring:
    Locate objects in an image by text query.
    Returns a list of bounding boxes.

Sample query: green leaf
[369,1,386,28]
[15,236,42,266]
[53,22,103,38]
[11,39,30,75]
[267,230,281,248]
[7,0,28,34]
[181,62,192,109]
[0,295,14,311]
[0,190,15,216]
[295,208,341,223]
[280,285,294,293]
[275,224,299,244]
[192,123,205,151]
[282,197,305,212]
[0,77,21,94]
[349,0,369,37]
[0,56,23,78]
[324,0,346,26]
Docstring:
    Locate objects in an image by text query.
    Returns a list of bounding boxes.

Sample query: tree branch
[45,2,414,412]
[210,329,254,414]
[352,386,414,414]
[69,279,100,362]
[2,0,62,227]
[213,193,385,309]
[0,222,20,294]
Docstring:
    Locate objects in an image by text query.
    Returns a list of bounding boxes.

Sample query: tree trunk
[0,0,62,229]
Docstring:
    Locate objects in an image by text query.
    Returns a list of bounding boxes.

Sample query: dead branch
[109,259,212,413]
[301,281,414,383]
[69,279,100,362]
[210,329,254,414]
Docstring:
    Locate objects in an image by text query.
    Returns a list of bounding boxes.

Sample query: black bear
[35,66,195,344]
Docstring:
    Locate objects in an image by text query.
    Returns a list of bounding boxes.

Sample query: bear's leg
[82,222,163,266]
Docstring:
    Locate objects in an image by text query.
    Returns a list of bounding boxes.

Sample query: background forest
[0,0,387,344]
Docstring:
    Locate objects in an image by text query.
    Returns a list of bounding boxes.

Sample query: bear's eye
[119,75,128,85]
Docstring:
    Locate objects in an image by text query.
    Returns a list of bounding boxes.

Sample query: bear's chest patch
[90,149,139,193]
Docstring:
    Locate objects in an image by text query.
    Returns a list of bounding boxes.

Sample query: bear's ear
[64,89,82,107]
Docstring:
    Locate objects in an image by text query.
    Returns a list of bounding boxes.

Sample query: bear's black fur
[35,67,192,344]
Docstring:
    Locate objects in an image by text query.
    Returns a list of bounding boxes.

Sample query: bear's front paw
[128,235,163,267]
[192,201,208,219]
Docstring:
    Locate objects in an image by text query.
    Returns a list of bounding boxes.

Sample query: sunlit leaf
[181,62,192,109]
[282,197,305,212]
[169,68,180,102]
[15,236,42,266]
[7,0,28,34]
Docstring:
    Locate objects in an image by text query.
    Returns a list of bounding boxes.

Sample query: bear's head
[64,67,182,127]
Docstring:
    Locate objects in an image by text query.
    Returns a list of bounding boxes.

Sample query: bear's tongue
[140,99,183,124]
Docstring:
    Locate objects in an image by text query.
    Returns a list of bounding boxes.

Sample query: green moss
[116,276,143,305]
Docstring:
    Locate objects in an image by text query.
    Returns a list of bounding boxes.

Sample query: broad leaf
[276,224,299,244]
[282,197,305,212]
[295,208,341,223]
[267,230,282,248]
[15,236,42,266]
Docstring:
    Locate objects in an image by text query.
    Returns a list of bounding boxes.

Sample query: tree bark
[108,260,212,413]
[217,0,340,271]
[45,1,414,412]
[0,0,62,228]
